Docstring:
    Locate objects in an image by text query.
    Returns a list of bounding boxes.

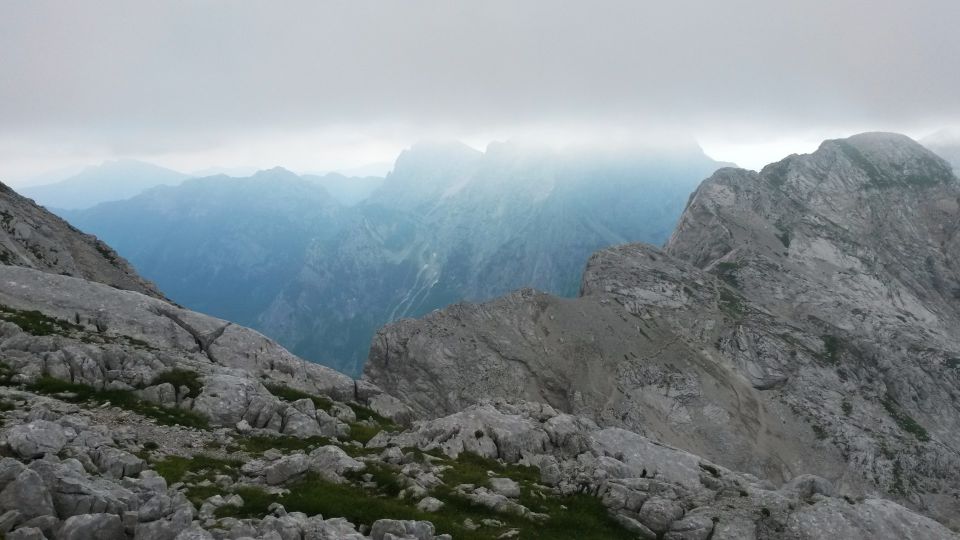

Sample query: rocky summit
[0,134,955,540]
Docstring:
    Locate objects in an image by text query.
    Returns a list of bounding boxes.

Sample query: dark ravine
[363,132,960,529]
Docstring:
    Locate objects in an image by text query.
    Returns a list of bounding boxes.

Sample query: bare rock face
[0,182,163,298]
[363,133,960,527]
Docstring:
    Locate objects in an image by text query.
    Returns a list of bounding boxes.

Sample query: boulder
[637,496,685,534]
[280,407,324,439]
[6,527,47,540]
[489,477,520,498]
[58,513,125,540]
[90,447,145,478]
[665,512,715,540]
[369,519,435,540]
[367,394,414,425]
[173,526,214,540]
[7,421,67,459]
[301,516,365,540]
[0,509,22,533]
[0,458,26,489]
[308,446,365,480]
[52,463,137,517]
[416,497,444,513]
[0,469,55,520]
[264,454,310,486]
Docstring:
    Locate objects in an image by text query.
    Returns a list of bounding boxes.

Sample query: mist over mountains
[61,141,726,375]
[20,159,189,210]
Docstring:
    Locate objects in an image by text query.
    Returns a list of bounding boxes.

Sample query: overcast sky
[2,0,959,183]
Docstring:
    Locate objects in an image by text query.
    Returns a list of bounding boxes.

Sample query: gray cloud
[1,0,958,174]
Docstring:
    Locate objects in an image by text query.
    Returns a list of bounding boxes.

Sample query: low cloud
[2,0,958,177]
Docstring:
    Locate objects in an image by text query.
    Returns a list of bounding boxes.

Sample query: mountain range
[19,159,189,210]
[0,132,953,539]
[63,141,727,375]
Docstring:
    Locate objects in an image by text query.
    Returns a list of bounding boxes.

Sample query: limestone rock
[369,519,435,540]
[57,513,125,540]
[7,421,68,459]
[637,496,685,533]
[307,446,365,480]
[416,497,444,513]
[488,477,520,498]
[0,469,55,520]
[6,527,48,540]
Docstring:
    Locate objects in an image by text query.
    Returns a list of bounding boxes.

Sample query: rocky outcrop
[363,133,960,528]
[0,388,454,540]
[0,266,379,398]
[0,182,163,298]
[369,398,957,540]
[0,262,406,442]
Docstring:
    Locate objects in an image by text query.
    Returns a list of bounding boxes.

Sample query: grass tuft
[149,369,203,398]
[27,376,209,429]
[881,396,929,442]
[264,383,333,411]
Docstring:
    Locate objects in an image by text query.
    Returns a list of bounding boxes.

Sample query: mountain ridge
[66,142,725,375]
[20,159,189,210]
[364,132,960,528]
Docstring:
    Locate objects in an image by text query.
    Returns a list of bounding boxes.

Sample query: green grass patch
[347,422,386,444]
[349,403,391,425]
[151,454,243,506]
[231,434,332,455]
[820,335,841,365]
[891,459,905,495]
[841,399,853,416]
[214,485,275,519]
[0,306,82,336]
[718,287,746,318]
[27,376,209,429]
[714,261,741,288]
[264,383,333,411]
[346,462,405,497]
[94,242,120,264]
[0,304,154,350]
[151,454,243,484]
[881,396,930,442]
[207,448,633,540]
[775,230,791,248]
[149,369,203,398]
[517,490,635,540]
[436,451,540,488]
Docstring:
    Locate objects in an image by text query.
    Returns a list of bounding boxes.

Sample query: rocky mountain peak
[365,132,960,530]
[757,131,953,194]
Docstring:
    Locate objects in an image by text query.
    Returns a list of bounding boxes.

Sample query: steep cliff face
[363,133,960,527]
[0,182,164,298]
